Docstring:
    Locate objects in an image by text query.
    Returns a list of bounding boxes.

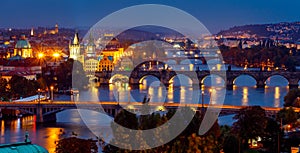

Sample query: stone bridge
[96,61,300,90]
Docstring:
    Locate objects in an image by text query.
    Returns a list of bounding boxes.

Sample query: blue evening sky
[1,0,300,33]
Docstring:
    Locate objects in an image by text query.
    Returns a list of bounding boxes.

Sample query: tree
[9,75,38,99]
[103,107,221,153]
[223,135,239,153]
[262,118,281,153]
[277,107,297,125]
[0,78,9,101]
[284,89,300,107]
[55,137,98,153]
[232,106,267,149]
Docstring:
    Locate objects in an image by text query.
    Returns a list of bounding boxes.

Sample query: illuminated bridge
[0,101,296,123]
[95,60,300,90]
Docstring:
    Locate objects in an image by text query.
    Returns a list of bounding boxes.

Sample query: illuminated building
[98,56,114,71]
[86,33,96,58]
[83,33,98,80]
[84,58,99,79]
[119,57,133,71]
[55,23,59,34]
[101,47,124,64]
[69,32,84,63]
[13,34,33,58]
[30,28,34,37]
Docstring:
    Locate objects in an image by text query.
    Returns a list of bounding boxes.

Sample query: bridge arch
[201,74,225,87]
[169,74,193,87]
[139,74,161,86]
[264,75,289,87]
[233,74,257,87]
[165,59,177,65]
[109,74,129,84]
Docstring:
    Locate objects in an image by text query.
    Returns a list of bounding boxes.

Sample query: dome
[0,142,48,153]
[15,40,31,49]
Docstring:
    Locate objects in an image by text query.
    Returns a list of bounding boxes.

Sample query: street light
[201,90,204,112]
[50,86,54,102]
[128,86,131,103]
[37,88,41,104]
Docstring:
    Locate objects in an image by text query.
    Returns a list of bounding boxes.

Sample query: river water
[1,75,299,152]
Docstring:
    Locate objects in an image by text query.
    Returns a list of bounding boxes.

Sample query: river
[1,75,299,152]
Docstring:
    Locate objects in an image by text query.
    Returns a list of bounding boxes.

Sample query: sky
[1,0,300,34]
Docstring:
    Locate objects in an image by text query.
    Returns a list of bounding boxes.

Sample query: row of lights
[37,52,60,59]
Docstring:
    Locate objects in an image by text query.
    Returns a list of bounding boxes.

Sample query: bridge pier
[226,84,233,90]
[289,84,299,89]
[36,104,43,123]
[256,81,265,89]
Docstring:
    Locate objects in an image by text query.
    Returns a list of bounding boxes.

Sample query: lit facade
[84,58,99,79]
[69,32,84,63]
[13,34,33,58]
[101,48,124,64]
[98,56,114,71]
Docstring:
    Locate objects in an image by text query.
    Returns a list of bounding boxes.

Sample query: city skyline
[1,0,300,34]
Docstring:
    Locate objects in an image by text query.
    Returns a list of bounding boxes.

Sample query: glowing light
[274,87,280,107]
[37,52,44,59]
[53,52,60,58]
[156,106,165,111]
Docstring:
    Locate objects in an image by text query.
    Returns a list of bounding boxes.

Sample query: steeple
[55,23,59,33]
[30,28,34,37]
[73,32,79,45]
[88,32,95,46]
[86,32,96,58]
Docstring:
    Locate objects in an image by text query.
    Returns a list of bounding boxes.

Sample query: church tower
[30,28,34,37]
[55,23,59,34]
[86,33,96,57]
[69,32,81,61]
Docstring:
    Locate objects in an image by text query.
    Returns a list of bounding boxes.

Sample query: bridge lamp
[201,90,204,111]
[37,88,41,104]
[50,86,54,101]
[128,87,131,102]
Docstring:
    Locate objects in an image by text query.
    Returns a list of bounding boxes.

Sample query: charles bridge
[95,61,300,90]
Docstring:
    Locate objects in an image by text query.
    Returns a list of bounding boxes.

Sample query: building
[101,48,124,64]
[84,58,99,79]
[98,56,114,71]
[69,32,84,63]
[86,33,96,58]
[83,33,98,80]
[0,58,42,81]
[13,34,33,58]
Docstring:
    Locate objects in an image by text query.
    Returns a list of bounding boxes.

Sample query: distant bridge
[96,61,300,89]
[0,101,295,122]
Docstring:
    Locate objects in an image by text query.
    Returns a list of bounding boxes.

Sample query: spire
[55,23,59,33]
[88,32,95,46]
[73,32,79,45]
[30,28,34,36]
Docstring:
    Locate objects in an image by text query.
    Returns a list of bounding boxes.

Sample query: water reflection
[274,87,280,107]
[242,87,248,106]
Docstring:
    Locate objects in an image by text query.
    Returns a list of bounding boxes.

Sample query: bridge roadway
[0,101,296,122]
